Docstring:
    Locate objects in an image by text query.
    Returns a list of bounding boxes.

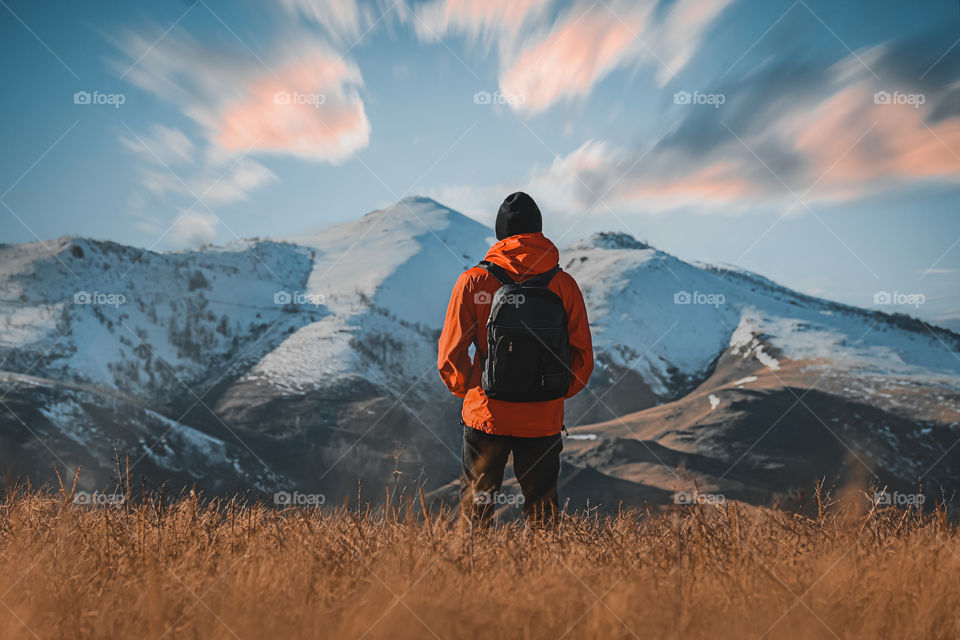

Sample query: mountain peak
[398,195,443,207]
[364,195,447,216]
[572,231,650,251]
[359,195,466,222]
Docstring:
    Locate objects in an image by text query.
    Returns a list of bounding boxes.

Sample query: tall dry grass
[0,483,957,640]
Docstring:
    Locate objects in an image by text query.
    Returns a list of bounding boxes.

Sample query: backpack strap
[477,260,515,285]
[478,261,561,287]
[521,264,561,288]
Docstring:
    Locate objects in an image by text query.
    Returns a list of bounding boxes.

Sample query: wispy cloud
[114,16,372,245]
[415,0,734,113]
[500,0,735,112]
[120,124,195,166]
[213,48,370,162]
[414,0,552,53]
[279,0,403,44]
[171,210,220,246]
[114,28,371,164]
[128,149,278,245]
[279,0,369,42]
[462,34,960,216]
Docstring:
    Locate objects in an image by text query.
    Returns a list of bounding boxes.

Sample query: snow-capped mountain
[0,197,492,496]
[563,230,960,418]
[1,197,958,508]
[556,232,960,508]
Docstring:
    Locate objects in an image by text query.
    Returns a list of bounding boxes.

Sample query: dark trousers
[459,425,563,525]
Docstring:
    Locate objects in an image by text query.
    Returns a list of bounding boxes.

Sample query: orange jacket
[438,232,594,437]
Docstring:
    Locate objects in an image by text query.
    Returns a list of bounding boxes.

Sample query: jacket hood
[483,232,559,277]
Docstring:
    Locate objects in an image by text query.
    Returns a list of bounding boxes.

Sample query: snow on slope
[0,236,323,401]
[564,232,960,396]
[4,208,957,408]
[248,196,494,394]
[294,196,495,321]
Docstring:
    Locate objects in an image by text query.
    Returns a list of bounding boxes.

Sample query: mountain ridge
[1,197,958,510]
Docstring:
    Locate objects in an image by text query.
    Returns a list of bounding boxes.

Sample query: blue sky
[1,0,959,328]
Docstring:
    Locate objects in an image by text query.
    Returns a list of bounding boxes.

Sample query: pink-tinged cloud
[563,88,960,213]
[529,140,759,213]
[474,55,960,217]
[215,52,371,162]
[792,86,960,195]
[621,163,758,205]
[116,26,368,244]
[117,29,372,164]
[565,39,960,211]
[498,0,734,113]
[500,10,645,111]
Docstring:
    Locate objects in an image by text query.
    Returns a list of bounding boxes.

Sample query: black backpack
[477,260,571,402]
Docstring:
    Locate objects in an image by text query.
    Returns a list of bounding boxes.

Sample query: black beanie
[495,192,542,240]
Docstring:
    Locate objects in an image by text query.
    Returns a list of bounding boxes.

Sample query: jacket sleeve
[437,270,479,398]
[562,274,594,398]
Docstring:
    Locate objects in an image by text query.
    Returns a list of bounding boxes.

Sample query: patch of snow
[755,346,780,371]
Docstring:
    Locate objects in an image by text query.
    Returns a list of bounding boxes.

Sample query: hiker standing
[438,192,594,525]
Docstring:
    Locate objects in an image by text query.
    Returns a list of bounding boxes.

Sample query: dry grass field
[0,483,957,640]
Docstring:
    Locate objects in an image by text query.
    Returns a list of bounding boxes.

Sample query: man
[438,192,593,525]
